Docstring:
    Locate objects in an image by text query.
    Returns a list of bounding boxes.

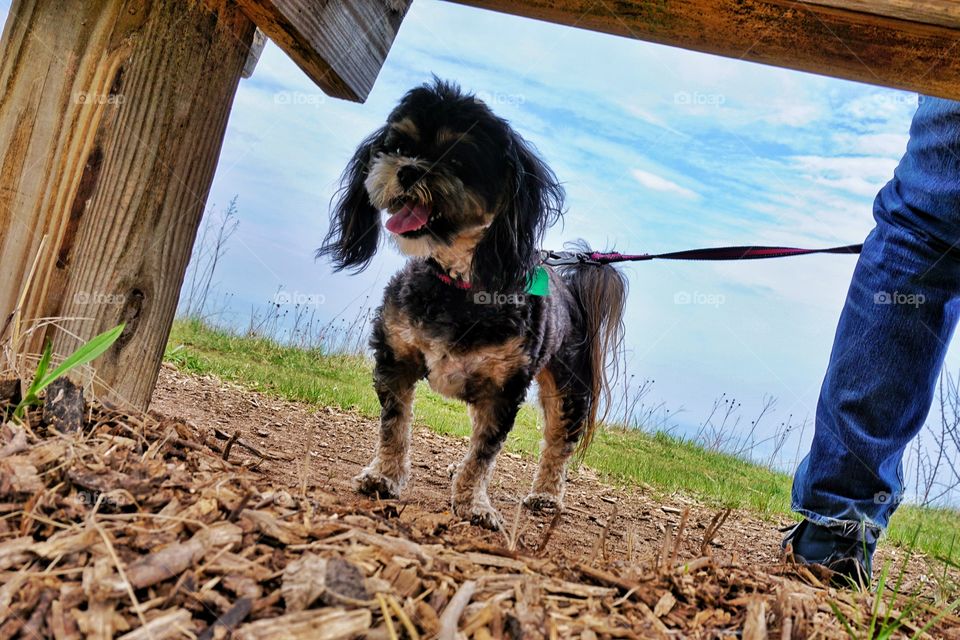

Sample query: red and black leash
[540,243,863,266]
[433,244,863,292]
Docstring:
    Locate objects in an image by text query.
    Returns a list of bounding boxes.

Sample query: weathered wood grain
[243,28,269,79]
[0,0,120,347]
[235,0,411,102]
[443,0,960,100]
[799,1,960,29]
[0,0,255,410]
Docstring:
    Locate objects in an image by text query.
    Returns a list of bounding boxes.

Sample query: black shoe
[781,519,877,587]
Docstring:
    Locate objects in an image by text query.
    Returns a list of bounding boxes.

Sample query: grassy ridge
[165,318,960,562]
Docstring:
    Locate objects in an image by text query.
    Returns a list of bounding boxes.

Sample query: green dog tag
[525,266,550,297]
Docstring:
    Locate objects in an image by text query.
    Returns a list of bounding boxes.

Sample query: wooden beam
[0,0,255,410]
[234,0,411,102]
[443,0,960,100]
[242,28,269,79]
[800,1,960,29]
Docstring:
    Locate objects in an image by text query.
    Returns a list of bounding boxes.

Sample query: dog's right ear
[316,127,387,271]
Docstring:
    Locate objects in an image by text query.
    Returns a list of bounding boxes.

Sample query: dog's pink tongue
[386,203,430,234]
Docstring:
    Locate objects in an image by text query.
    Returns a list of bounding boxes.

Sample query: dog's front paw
[354,468,405,499]
[523,492,563,513]
[453,500,504,531]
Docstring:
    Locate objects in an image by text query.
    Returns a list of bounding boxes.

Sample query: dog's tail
[558,242,628,457]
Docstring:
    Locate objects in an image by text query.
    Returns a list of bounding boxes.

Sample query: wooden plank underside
[235,0,411,102]
[800,0,960,29]
[443,0,960,100]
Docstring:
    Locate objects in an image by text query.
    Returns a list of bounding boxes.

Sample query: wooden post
[0,0,255,410]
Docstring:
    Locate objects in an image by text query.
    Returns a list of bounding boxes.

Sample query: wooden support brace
[0,0,255,410]
[234,0,411,102]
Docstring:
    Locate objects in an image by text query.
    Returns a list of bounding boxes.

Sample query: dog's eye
[449,158,463,168]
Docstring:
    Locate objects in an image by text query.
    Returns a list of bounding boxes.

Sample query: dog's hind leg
[355,325,425,499]
[524,365,589,512]
[452,373,530,530]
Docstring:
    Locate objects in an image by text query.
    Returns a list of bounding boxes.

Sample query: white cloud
[630,168,701,200]
[617,102,682,134]
[788,155,898,198]
[832,132,908,158]
[794,154,893,178]
[836,91,919,132]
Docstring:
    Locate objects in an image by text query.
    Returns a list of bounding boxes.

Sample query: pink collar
[435,271,472,290]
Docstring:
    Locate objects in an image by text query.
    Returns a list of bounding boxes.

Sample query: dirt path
[151,365,938,595]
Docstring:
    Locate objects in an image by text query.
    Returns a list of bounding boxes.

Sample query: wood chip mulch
[1,378,958,639]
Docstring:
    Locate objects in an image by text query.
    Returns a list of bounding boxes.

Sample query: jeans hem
[791,506,884,543]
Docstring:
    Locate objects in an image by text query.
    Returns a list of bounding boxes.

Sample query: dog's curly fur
[319,80,627,529]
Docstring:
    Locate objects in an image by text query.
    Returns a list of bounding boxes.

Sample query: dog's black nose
[397,165,424,191]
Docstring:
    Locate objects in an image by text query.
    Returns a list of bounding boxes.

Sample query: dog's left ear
[472,132,564,292]
[316,127,388,272]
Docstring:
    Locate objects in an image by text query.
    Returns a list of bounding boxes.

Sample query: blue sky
[2,2,954,492]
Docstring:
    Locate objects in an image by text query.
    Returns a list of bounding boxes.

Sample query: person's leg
[790,97,960,576]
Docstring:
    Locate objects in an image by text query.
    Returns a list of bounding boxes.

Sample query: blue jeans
[792,96,960,537]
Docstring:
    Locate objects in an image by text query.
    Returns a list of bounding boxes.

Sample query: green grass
[165,317,960,563]
[829,552,960,638]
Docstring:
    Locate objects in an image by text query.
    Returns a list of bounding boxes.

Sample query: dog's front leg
[452,375,529,530]
[355,345,423,499]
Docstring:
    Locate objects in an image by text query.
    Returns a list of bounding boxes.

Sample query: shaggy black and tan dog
[319,80,626,530]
